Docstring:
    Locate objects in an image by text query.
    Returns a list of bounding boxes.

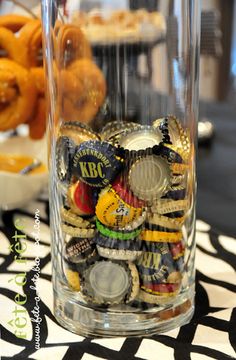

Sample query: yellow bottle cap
[140,229,183,243]
[95,186,143,228]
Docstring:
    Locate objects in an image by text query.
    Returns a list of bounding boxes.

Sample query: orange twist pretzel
[0,14,31,33]
[0,69,17,104]
[0,27,29,67]
[30,66,45,95]
[27,97,46,140]
[19,19,42,67]
[56,24,92,67]
[59,58,106,124]
[28,67,47,139]
[0,58,37,131]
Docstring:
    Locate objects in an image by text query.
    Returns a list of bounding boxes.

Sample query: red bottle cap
[141,282,180,294]
[112,176,145,208]
[69,181,95,215]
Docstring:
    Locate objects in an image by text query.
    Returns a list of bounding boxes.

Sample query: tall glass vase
[42,0,200,336]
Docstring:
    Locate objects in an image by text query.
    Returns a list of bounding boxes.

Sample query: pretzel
[30,66,45,95]
[19,19,42,67]
[0,69,17,104]
[0,58,37,131]
[0,85,17,104]
[0,27,28,67]
[59,58,106,123]
[0,14,31,32]
[56,24,92,67]
[27,67,46,139]
[28,98,46,140]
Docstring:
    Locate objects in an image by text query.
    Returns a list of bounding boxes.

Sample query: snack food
[28,67,46,139]
[0,15,106,137]
[72,9,166,44]
[0,15,44,137]
[56,24,92,67]
[0,27,28,67]
[59,58,106,123]
[27,97,46,140]
[0,58,37,131]
[19,19,42,67]
[0,14,31,32]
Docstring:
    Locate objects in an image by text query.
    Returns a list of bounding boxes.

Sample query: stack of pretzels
[0,15,107,139]
[0,15,45,139]
[55,23,106,125]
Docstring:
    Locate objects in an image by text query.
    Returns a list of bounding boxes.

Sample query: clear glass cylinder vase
[42,0,200,337]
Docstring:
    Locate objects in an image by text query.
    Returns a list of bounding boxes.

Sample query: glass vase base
[54,283,195,337]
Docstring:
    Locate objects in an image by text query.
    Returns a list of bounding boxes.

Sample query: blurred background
[1,0,235,103]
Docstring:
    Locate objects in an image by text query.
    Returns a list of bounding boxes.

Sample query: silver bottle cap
[86,261,130,303]
[119,127,162,151]
[129,155,171,202]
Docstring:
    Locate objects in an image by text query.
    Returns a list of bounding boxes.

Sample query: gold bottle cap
[61,207,91,228]
[153,115,190,160]
[146,212,185,230]
[65,269,81,291]
[96,246,142,261]
[101,120,141,143]
[151,199,189,215]
[60,122,99,145]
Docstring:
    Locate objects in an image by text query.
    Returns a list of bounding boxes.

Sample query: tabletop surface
[0,102,236,360]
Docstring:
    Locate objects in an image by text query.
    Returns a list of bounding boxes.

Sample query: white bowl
[0,136,48,210]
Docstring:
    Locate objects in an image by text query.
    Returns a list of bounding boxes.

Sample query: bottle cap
[162,188,186,200]
[56,136,75,183]
[153,115,190,160]
[60,121,100,145]
[96,219,141,240]
[128,155,172,203]
[140,240,170,254]
[101,120,141,144]
[94,233,142,252]
[175,256,185,273]
[119,126,162,151]
[140,229,183,243]
[96,246,142,261]
[62,224,95,238]
[112,176,146,208]
[144,221,180,233]
[64,269,81,291]
[167,271,182,283]
[169,241,185,260]
[136,243,176,277]
[153,144,184,164]
[64,237,97,264]
[95,186,142,228]
[151,199,189,215]
[67,181,95,216]
[146,212,185,230]
[138,289,173,304]
[72,140,123,187]
[141,282,180,295]
[136,244,181,283]
[61,207,91,228]
[138,262,182,287]
[81,261,131,304]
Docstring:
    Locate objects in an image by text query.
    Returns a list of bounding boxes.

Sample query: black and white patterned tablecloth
[0,196,235,360]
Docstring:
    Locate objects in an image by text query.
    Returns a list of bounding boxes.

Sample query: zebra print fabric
[0,196,235,360]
